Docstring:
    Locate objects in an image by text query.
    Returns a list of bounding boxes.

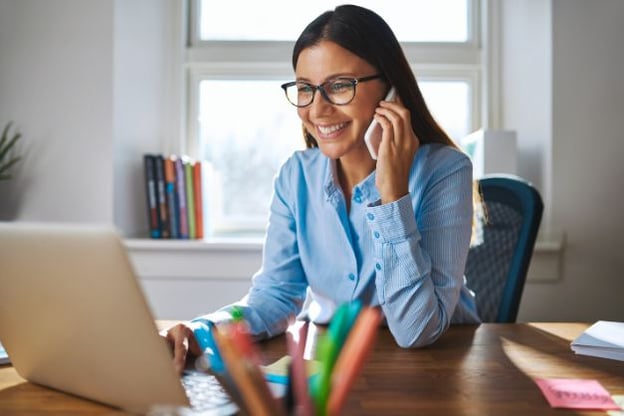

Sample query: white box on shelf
[461,129,518,179]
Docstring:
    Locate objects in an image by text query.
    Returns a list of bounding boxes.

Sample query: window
[186,0,481,236]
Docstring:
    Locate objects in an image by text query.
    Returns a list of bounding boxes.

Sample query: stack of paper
[571,321,624,361]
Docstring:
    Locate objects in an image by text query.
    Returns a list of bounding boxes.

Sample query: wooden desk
[1,323,623,415]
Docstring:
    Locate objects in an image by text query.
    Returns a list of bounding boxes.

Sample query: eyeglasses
[280,74,383,108]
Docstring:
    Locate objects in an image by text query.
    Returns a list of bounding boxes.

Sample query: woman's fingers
[163,322,199,374]
[373,100,420,204]
[374,103,416,155]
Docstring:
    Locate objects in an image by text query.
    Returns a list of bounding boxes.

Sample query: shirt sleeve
[365,153,474,348]
[196,158,308,340]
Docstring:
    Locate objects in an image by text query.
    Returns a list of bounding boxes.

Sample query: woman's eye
[297,84,314,93]
[330,82,351,93]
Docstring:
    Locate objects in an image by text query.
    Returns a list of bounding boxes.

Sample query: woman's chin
[317,142,346,160]
[318,140,371,161]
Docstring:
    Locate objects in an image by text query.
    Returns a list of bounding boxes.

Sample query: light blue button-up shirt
[198,143,480,348]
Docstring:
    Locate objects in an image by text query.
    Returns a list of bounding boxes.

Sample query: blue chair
[465,174,543,323]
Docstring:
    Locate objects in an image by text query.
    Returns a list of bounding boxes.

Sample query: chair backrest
[465,174,543,323]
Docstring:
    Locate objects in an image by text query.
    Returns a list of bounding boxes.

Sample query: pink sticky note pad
[535,378,620,410]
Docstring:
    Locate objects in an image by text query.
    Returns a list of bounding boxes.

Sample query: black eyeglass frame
[280,74,384,108]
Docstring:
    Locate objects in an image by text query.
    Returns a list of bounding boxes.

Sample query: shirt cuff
[365,194,419,243]
[192,310,233,328]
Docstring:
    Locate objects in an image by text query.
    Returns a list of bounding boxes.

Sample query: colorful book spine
[154,155,170,238]
[193,161,204,239]
[143,153,207,239]
[143,154,160,238]
[185,159,196,239]
[175,157,189,239]
[164,157,179,239]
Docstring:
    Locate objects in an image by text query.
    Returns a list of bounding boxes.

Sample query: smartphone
[364,87,397,160]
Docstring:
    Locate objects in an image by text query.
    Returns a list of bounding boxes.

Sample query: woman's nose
[308,90,335,118]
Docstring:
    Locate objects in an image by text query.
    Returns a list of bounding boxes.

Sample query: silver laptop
[0,222,237,415]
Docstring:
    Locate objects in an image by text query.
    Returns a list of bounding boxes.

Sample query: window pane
[419,80,471,142]
[198,80,304,234]
[200,0,468,42]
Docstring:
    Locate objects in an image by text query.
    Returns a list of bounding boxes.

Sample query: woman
[164,4,480,373]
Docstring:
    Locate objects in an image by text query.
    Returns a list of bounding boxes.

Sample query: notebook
[0,222,237,415]
[571,320,624,362]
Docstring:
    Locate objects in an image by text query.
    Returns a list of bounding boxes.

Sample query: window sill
[526,231,566,283]
[125,231,565,282]
[124,237,263,252]
[124,237,263,280]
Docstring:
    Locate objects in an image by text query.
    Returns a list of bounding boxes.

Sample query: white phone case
[364,87,397,160]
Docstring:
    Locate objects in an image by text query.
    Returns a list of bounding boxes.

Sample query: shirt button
[375,263,382,270]
[348,273,356,281]
[373,231,380,239]
[367,213,375,221]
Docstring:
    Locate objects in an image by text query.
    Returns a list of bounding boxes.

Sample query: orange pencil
[327,307,383,416]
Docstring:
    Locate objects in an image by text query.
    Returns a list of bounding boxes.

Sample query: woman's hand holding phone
[370,89,420,204]
[364,87,396,160]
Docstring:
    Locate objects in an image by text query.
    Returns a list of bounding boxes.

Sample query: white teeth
[318,122,346,135]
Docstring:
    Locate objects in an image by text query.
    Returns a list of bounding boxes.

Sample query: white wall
[502,0,624,321]
[0,0,178,235]
[499,0,553,225]
[0,0,114,222]
[113,0,183,237]
[1,0,623,322]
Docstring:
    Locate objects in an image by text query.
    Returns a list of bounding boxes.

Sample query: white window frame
[183,0,485,235]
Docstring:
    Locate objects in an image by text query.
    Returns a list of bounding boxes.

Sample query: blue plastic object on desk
[192,321,225,374]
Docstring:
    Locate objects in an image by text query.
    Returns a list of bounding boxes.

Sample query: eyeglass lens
[286,79,355,107]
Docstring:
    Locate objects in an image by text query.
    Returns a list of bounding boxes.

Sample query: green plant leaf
[0,122,22,180]
[0,121,13,150]
[1,120,13,139]
[0,132,21,162]
[0,156,21,176]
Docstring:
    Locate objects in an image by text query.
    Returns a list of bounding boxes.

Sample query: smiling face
[295,40,387,161]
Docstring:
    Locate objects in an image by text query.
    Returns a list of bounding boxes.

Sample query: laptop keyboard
[181,371,238,415]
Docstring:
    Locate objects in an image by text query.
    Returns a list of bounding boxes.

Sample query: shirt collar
[324,158,380,203]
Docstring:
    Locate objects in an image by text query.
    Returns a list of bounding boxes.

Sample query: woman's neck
[336,155,375,210]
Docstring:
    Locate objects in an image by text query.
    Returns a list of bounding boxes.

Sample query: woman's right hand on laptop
[160,321,203,375]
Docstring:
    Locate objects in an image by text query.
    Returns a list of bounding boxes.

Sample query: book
[185,159,196,239]
[141,153,207,239]
[174,157,189,239]
[571,321,624,361]
[154,155,170,238]
[164,157,179,239]
[193,161,204,239]
[143,154,160,238]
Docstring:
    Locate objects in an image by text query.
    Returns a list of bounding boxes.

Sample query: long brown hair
[292,4,458,150]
